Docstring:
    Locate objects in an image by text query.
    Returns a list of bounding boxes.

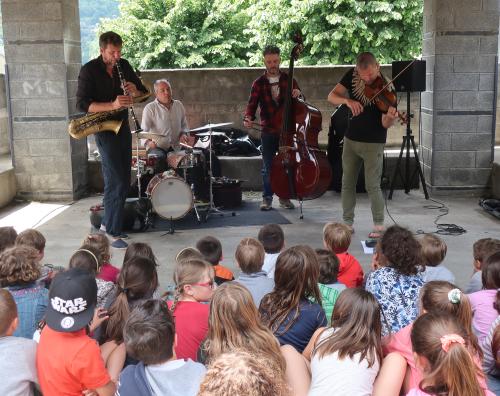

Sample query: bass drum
[147,173,193,220]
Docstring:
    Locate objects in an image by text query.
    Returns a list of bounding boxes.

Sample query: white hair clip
[448,288,461,304]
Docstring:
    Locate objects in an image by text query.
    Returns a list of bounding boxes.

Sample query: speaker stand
[388,91,429,200]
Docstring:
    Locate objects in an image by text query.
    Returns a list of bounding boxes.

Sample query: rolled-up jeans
[341,137,384,226]
[95,123,132,237]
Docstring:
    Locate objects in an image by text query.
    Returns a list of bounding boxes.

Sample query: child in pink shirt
[468,252,500,344]
[407,312,494,396]
[373,281,485,396]
[83,234,120,283]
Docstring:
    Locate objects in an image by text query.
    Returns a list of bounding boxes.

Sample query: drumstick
[180,142,193,149]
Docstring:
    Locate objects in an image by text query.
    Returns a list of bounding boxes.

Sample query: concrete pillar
[422,0,499,192]
[1,0,86,200]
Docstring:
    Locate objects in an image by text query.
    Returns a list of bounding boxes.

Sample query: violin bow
[366,59,418,105]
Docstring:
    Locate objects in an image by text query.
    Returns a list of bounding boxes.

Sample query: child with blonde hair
[259,245,327,353]
[176,247,203,263]
[419,234,454,283]
[235,238,274,307]
[203,282,285,374]
[168,258,215,361]
[408,313,494,396]
[83,233,120,282]
[198,350,290,396]
[323,222,363,287]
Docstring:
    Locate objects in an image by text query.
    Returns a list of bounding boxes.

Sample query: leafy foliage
[79,0,120,63]
[96,0,423,68]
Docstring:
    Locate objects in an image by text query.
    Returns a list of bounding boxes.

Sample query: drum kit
[130,122,236,233]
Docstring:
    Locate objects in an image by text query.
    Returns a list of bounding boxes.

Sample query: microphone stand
[205,123,226,220]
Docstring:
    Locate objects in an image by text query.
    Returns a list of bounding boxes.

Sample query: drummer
[141,79,194,171]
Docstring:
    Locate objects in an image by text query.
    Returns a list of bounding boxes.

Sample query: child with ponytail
[408,312,494,396]
[167,258,214,361]
[373,281,484,396]
[97,256,159,380]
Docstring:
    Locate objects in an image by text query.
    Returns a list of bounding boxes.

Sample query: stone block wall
[0,75,8,156]
[422,0,498,191]
[1,0,85,201]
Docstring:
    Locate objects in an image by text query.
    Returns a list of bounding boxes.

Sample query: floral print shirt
[366,267,424,336]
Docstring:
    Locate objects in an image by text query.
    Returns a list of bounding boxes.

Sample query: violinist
[243,45,301,211]
[327,52,398,239]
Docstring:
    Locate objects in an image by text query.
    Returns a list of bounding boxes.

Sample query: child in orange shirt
[36,268,115,396]
[323,222,363,288]
[196,236,234,285]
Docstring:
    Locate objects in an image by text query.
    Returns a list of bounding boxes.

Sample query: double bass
[270,35,332,208]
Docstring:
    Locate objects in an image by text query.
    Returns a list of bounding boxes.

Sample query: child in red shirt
[83,233,120,283]
[168,258,215,361]
[323,222,363,288]
[36,268,115,396]
[196,236,234,285]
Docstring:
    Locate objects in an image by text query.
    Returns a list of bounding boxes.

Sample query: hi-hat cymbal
[195,131,229,137]
[134,131,164,140]
[189,122,233,132]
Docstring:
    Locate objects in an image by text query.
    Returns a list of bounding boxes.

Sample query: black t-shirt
[339,68,387,144]
[76,56,148,122]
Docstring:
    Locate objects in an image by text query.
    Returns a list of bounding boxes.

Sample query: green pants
[341,137,385,226]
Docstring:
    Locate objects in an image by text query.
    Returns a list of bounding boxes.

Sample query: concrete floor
[0,189,499,290]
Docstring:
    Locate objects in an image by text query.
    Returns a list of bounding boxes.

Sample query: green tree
[98,0,423,68]
[99,0,255,69]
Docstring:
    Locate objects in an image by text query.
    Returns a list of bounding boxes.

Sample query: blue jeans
[261,133,280,200]
[95,123,132,236]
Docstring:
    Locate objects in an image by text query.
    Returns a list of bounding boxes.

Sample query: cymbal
[134,131,164,140]
[189,122,233,132]
[195,131,228,137]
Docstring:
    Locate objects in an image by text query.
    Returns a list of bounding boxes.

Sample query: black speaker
[391,60,426,92]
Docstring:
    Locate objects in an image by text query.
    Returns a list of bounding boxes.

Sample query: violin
[363,75,407,124]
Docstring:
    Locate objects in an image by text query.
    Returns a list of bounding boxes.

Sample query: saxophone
[68,110,123,140]
[68,63,151,140]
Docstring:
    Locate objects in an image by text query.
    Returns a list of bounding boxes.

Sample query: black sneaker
[260,199,272,211]
[111,239,128,249]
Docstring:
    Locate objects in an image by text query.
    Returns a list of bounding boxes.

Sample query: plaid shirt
[245,71,299,134]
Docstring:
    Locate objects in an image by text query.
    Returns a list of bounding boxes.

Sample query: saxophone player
[76,31,148,249]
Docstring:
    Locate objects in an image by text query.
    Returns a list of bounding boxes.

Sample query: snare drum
[146,173,193,220]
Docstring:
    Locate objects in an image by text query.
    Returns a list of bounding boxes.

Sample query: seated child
[419,234,455,283]
[235,237,274,307]
[198,350,289,396]
[0,289,38,396]
[118,299,206,396]
[168,259,214,361]
[69,246,115,308]
[15,228,63,287]
[37,268,115,395]
[258,223,285,279]
[408,312,494,396]
[196,236,234,285]
[469,251,500,344]
[259,245,327,353]
[466,238,500,294]
[124,241,160,268]
[315,248,346,323]
[0,226,17,253]
[323,222,363,288]
[83,234,120,283]
[0,246,48,339]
